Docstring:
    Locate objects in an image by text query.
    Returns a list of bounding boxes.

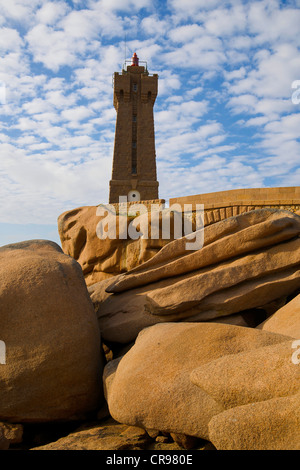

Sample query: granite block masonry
[109,52,159,204]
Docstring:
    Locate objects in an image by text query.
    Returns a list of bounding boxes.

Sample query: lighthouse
[109,52,159,204]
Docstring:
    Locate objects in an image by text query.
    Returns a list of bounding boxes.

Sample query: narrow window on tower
[133,115,137,122]
[133,83,138,92]
[132,142,137,175]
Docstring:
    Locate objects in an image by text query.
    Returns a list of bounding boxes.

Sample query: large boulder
[257,292,300,338]
[90,209,300,343]
[0,240,104,422]
[104,322,290,440]
[190,328,300,449]
[58,205,173,286]
[208,393,300,450]
[209,393,300,450]
[190,339,298,409]
[31,418,151,451]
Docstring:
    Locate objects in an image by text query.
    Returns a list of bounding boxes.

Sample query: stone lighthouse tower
[109,52,159,204]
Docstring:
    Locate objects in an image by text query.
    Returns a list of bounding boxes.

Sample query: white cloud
[244,116,270,127]
[90,0,151,12]
[157,70,181,96]
[227,35,253,50]
[157,155,265,201]
[248,1,300,44]
[44,89,77,109]
[0,28,23,53]
[227,94,258,115]
[36,1,69,25]
[204,5,247,37]
[61,106,95,123]
[185,86,203,98]
[224,67,247,81]
[0,140,112,224]
[26,24,80,71]
[225,49,249,65]
[22,97,53,115]
[156,99,209,135]
[168,24,204,43]
[0,0,41,22]
[259,113,300,162]
[59,9,101,39]
[0,0,299,236]
[163,36,225,70]
[225,42,300,121]
[168,0,221,18]
[43,77,66,91]
[32,112,62,124]
[141,16,169,36]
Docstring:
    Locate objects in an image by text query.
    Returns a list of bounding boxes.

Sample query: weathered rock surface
[30,417,213,451]
[208,392,300,450]
[0,240,104,422]
[89,278,159,344]
[104,322,290,440]
[90,209,300,343]
[58,205,173,286]
[257,292,300,338]
[31,418,151,450]
[0,422,23,445]
[189,331,300,449]
[0,426,9,450]
[190,339,298,409]
[169,432,202,450]
[106,208,300,293]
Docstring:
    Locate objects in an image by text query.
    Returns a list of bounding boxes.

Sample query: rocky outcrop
[191,339,299,408]
[30,417,213,450]
[104,322,291,441]
[1,204,299,450]
[0,240,104,423]
[31,418,152,450]
[0,422,23,445]
[207,393,300,450]
[193,334,300,449]
[0,427,9,450]
[257,292,300,338]
[58,205,173,286]
[90,209,300,343]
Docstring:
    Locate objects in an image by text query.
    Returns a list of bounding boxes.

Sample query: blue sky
[0,0,300,247]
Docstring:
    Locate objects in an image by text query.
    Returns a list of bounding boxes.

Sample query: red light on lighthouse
[131,52,139,66]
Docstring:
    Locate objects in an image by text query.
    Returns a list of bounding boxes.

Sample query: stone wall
[169,187,300,226]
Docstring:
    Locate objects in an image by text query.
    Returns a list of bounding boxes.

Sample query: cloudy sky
[0,0,299,246]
